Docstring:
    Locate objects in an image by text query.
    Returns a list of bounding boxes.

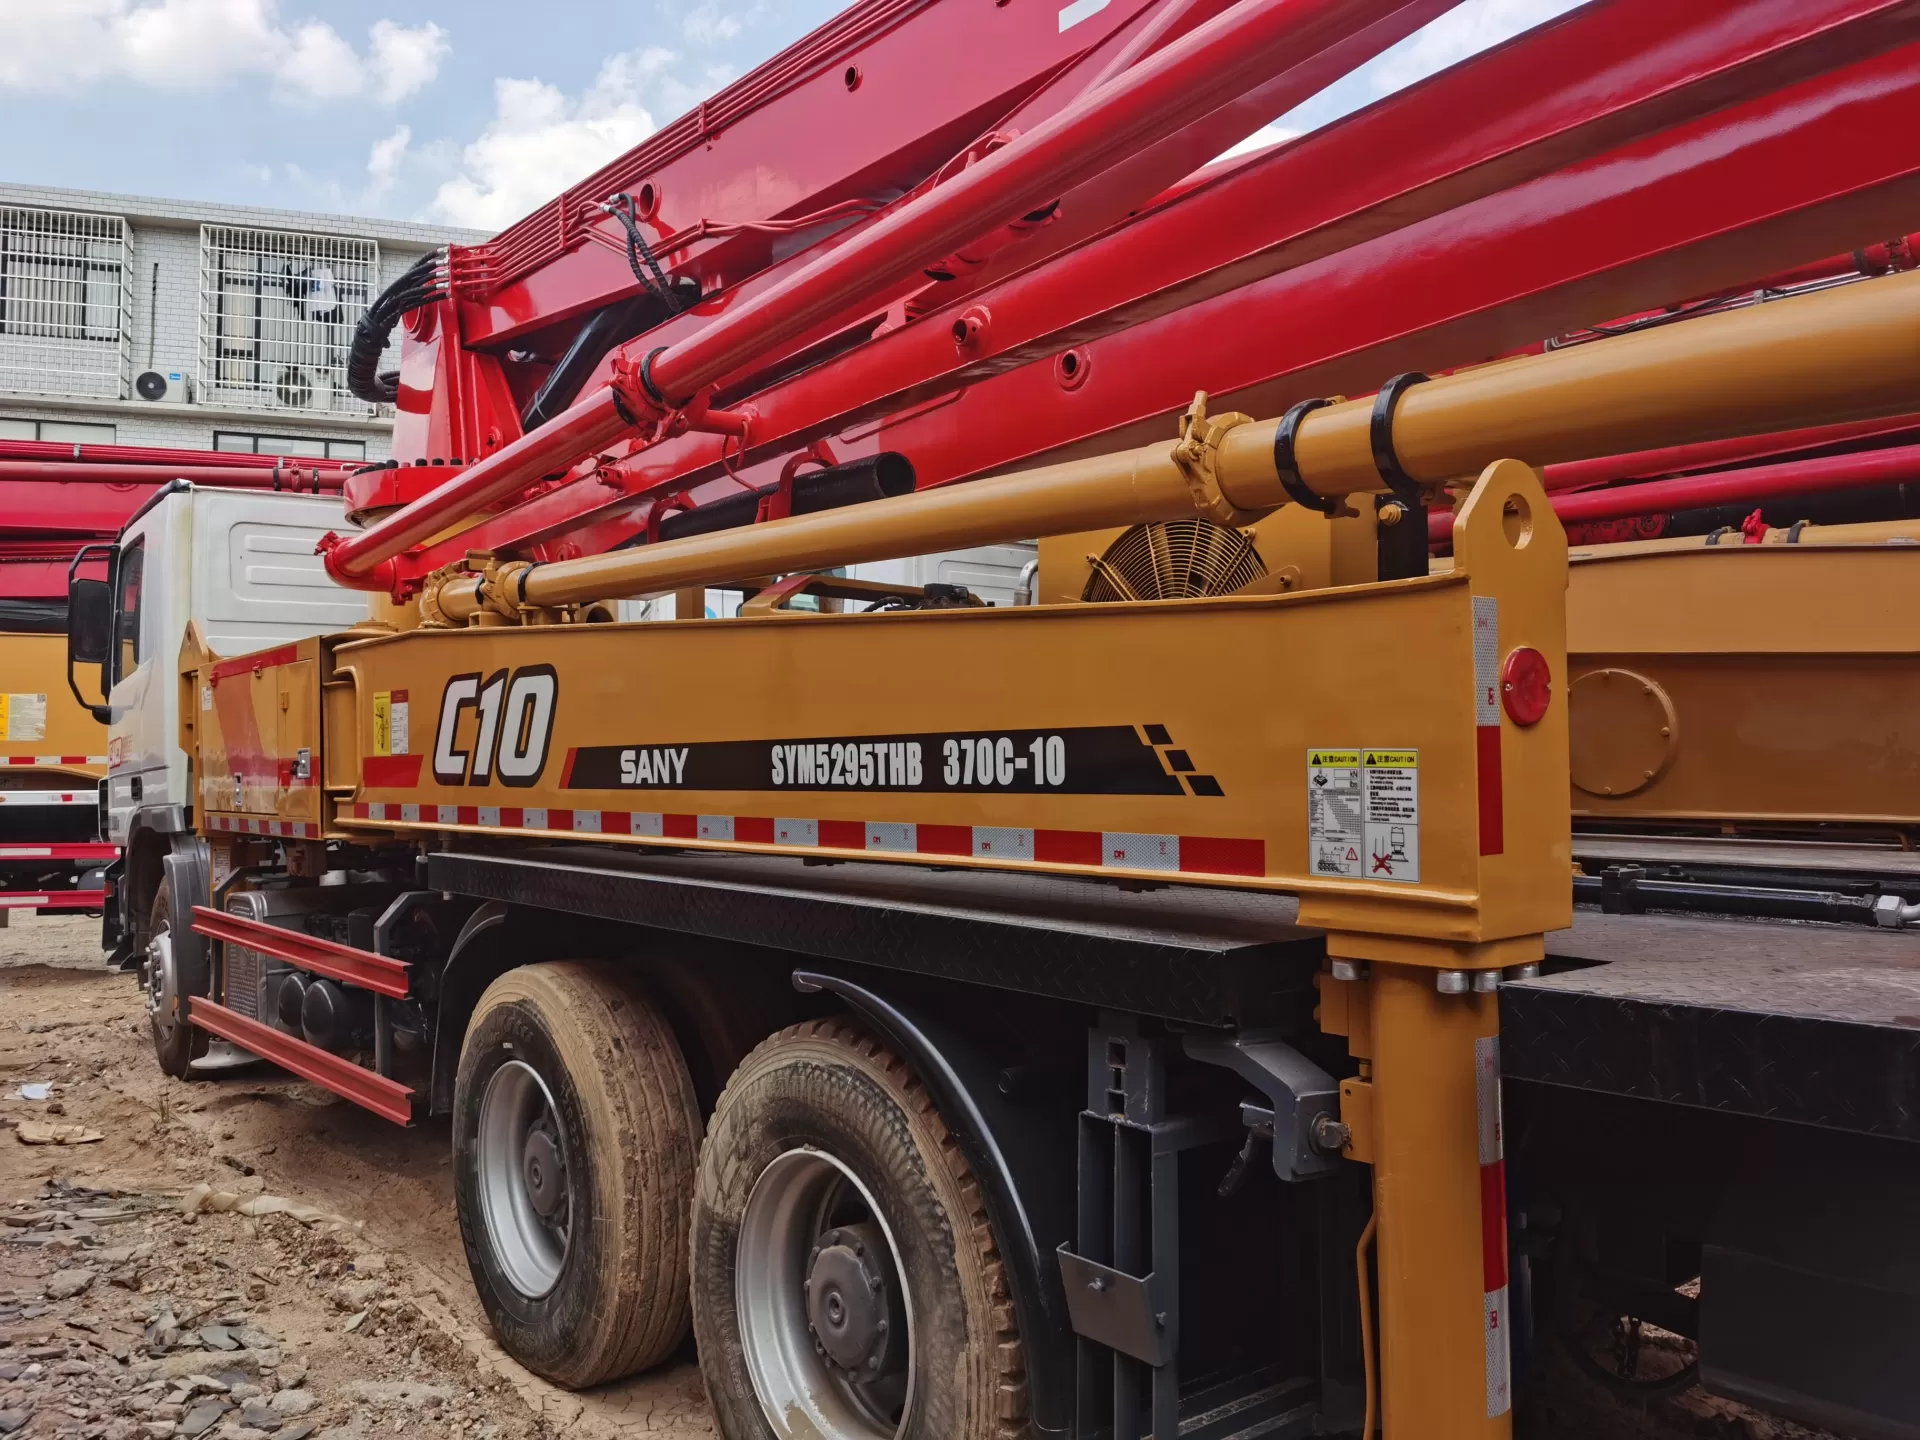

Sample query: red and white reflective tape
[347,803,1266,878]
[1476,1033,1511,1417]
[0,791,92,807]
[1,755,109,767]
[207,816,319,839]
[1472,597,1504,856]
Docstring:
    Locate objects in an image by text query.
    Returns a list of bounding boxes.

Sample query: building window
[213,430,366,461]
[0,417,116,444]
[0,207,133,401]
[197,225,378,416]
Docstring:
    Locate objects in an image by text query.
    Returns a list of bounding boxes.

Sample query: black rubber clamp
[1786,519,1809,544]
[1273,399,1340,515]
[1369,371,1431,503]
[638,346,671,408]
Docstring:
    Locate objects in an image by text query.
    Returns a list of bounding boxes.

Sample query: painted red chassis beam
[191,904,412,1000]
[418,0,1920,570]
[325,0,1449,585]
[0,844,118,862]
[1431,440,1920,541]
[0,891,106,911]
[190,998,414,1126]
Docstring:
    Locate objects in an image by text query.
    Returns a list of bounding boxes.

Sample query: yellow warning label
[1363,749,1418,768]
[1308,750,1360,767]
[0,693,47,743]
[372,691,392,757]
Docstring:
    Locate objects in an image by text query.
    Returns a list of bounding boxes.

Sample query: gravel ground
[0,912,1845,1440]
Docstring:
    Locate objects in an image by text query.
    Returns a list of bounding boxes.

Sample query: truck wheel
[692,1018,1029,1440]
[453,962,700,1388]
[145,882,208,1080]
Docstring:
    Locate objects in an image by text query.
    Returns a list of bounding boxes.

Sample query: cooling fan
[1080,518,1267,602]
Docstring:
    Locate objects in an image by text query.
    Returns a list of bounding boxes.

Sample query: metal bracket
[1056,1245,1172,1367]
[1183,1030,1342,1181]
[1171,390,1264,527]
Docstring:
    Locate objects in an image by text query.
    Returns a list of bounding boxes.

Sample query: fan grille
[1081,519,1267,602]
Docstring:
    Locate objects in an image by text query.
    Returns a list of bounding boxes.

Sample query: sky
[0,0,1584,233]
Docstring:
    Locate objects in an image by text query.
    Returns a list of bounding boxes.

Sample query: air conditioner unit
[133,369,191,404]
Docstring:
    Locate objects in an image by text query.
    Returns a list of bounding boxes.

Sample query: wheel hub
[145,928,177,1022]
[806,1224,898,1376]
[523,1126,566,1219]
[476,1059,572,1299]
[737,1147,916,1439]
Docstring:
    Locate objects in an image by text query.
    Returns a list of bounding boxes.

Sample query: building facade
[0,183,486,463]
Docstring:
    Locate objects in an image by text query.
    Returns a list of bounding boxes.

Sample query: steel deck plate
[1505,910,1920,1140]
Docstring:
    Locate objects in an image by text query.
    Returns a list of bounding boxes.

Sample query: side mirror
[67,546,115,724]
[69,577,111,665]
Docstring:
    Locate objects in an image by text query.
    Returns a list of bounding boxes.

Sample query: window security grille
[0,207,133,400]
[198,225,379,415]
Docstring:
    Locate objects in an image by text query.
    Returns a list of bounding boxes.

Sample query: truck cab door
[103,533,150,845]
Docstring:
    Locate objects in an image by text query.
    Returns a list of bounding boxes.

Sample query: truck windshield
[113,537,145,684]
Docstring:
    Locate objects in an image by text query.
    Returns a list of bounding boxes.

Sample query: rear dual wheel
[692,1019,1030,1440]
[454,961,701,1388]
[455,971,1029,1437]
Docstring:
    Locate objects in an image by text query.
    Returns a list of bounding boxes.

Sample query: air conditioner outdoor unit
[133,369,191,403]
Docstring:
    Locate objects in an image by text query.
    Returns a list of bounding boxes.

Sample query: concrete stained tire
[693,1017,1029,1440]
[454,961,701,1388]
[148,880,208,1080]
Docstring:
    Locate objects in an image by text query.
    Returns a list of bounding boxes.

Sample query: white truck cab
[70,481,366,960]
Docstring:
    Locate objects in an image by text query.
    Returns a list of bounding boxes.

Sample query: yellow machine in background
[0,632,109,914]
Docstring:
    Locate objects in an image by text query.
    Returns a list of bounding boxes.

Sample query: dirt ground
[0,913,1839,1440]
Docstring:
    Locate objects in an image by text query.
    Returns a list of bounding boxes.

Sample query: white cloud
[369,19,450,105]
[0,1,447,104]
[682,2,744,46]
[428,48,686,230]
[366,126,413,201]
[1368,0,1587,96]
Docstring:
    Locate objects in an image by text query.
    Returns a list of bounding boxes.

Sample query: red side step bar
[190,905,412,998]
[189,998,414,1126]
[187,904,417,1125]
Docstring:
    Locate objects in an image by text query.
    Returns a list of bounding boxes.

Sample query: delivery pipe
[323,0,1441,591]
[0,461,346,489]
[432,268,1920,618]
[1430,440,1920,542]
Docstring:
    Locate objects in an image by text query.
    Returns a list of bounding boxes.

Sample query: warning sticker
[1363,749,1419,883]
[373,690,411,758]
[1307,750,1363,878]
[1,693,47,743]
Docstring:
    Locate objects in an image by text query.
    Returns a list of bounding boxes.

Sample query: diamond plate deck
[1504,910,1920,1139]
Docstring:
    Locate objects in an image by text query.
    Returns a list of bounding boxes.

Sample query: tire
[146,880,208,1080]
[453,961,701,1388]
[692,1017,1029,1440]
